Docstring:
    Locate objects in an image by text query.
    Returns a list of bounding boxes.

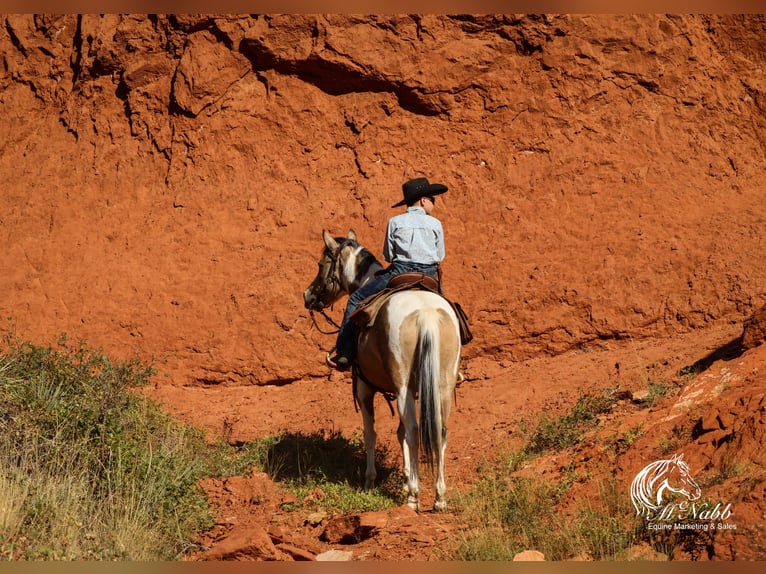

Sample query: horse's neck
[343,247,383,294]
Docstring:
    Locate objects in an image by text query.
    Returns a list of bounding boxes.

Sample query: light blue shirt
[383,206,445,265]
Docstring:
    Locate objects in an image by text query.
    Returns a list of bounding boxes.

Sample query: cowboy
[329,176,448,370]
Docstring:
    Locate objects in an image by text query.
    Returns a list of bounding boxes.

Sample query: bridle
[307,238,356,335]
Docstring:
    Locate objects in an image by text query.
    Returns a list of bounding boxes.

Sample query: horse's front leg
[357,382,377,491]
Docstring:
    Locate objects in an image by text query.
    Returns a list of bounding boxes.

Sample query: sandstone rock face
[1,14,765,387]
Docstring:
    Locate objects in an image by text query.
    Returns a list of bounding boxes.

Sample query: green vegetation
[447,387,664,561]
[254,430,401,514]
[449,464,642,560]
[701,453,752,487]
[523,387,619,455]
[644,380,673,407]
[606,423,645,456]
[0,336,399,560]
[0,336,235,559]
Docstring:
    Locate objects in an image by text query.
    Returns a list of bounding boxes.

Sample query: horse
[630,453,702,519]
[303,229,462,511]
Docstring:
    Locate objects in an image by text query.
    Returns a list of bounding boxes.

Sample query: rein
[309,308,341,334]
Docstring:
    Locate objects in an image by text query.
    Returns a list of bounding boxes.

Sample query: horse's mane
[326,237,381,270]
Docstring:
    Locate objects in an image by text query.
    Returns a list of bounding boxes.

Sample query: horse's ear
[323,229,339,251]
[348,229,357,242]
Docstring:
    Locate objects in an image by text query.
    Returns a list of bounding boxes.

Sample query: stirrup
[326,352,351,371]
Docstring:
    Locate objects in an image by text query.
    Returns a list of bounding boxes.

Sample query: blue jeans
[335,262,439,359]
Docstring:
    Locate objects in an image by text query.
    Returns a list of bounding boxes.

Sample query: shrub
[0,336,214,559]
[524,388,619,455]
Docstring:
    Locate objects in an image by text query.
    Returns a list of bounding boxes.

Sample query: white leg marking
[398,390,419,511]
[397,421,410,493]
[358,383,377,491]
[434,438,448,512]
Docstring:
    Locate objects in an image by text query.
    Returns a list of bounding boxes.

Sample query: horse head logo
[630,453,702,519]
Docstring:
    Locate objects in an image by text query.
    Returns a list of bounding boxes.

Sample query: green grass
[448,456,643,560]
[253,430,402,514]
[0,335,263,560]
[447,386,658,561]
[3,335,681,561]
[523,387,619,455]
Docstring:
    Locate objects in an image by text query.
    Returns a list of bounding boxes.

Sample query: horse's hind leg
[357,382,377,491]
[434,382,454,512]
[397,421,411,494]
[397,391,420,511]
[434,433,448,511]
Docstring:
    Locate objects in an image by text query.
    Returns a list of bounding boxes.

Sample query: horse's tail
[416,309,443,472]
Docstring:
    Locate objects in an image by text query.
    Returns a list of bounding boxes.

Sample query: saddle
[348,272,473,345]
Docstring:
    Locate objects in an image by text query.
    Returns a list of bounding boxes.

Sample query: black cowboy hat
[392,177,448,208]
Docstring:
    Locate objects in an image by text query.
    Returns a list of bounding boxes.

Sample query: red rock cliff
[2,14,765,386]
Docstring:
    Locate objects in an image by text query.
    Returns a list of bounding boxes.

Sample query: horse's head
[631,453,702,517]
[665,453,702,502]
[303,229,359,311]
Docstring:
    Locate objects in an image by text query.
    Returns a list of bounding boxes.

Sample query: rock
[698,412,722,433]
[3,14,766,388]
[275,543,315,561]
[306,510,328,526]
[205,523,283,560]
[742,304,766,351]
[359,510,390,532]
[172,29,251,117]
[320,510,388,544]
[4,15,766,563]
[513,550,545,561]
[320,515,363,544]
[626,542,669,561]
[388,504,419,520]
[316,549,354,561]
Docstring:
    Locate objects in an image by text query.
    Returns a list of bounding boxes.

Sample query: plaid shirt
[383,206,445,265]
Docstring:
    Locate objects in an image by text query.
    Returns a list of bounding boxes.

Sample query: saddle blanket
[348,272,473,345]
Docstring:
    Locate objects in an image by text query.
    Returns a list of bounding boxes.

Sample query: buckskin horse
[303,230,461,511]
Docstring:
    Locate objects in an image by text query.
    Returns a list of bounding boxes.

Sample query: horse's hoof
[407,498,419,512]
[434,500,447,512]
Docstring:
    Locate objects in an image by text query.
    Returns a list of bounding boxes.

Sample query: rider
[329,176,448,370]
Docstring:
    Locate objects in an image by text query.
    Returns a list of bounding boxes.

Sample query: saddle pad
[350,287,473,346]
[349,273,440,328]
